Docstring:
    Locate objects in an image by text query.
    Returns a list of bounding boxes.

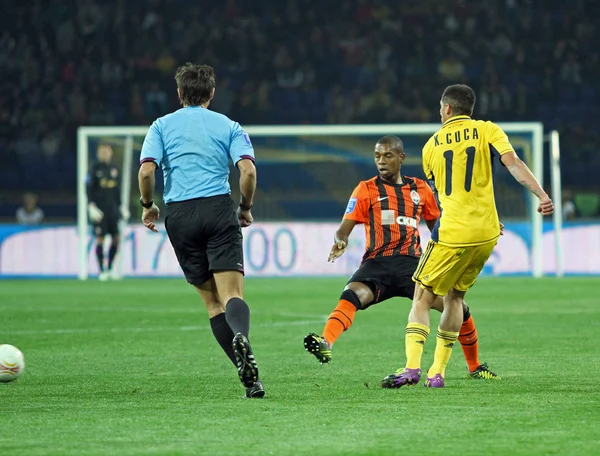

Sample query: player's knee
[96,236,105,245]
[444,288,465,310]
[448,287,466,301]
[431,296,445,313]
[340,288,362,311]
[414,286,437,308]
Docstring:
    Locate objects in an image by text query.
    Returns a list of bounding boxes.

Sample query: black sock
[209,313,236,366]
[96,245,104,272]
[108,242,119,270]
[225,297,250,338]
[463,305,471,322]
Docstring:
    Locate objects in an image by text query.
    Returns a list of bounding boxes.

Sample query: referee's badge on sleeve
[345,198,357,214]
[242,131,252,146]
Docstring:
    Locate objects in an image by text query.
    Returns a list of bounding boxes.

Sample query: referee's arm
[138,161,157,205]
[138,121,163,231]
[139,121,163,203]
[229,124,257,227]
[237,158,256,210]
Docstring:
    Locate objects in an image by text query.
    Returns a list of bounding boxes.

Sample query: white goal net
[77,123,561,280]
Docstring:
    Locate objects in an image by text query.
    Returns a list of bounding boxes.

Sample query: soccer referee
[138,63,263,399]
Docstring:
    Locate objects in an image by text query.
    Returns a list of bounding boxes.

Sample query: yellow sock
[405,323,430,369]
[428,327,460,378]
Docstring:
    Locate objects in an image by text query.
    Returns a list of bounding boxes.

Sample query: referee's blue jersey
[140,106,255,204]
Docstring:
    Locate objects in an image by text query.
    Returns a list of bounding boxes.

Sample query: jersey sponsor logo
[381,209,396,225]
[410,190,420,205]
[396,215,417,228]
[99,178,117,189]
[242,131,252,147]
[345,198,357,214]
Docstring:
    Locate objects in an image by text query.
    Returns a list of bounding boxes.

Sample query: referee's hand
[237,207,253,228]
[142,204,160,232]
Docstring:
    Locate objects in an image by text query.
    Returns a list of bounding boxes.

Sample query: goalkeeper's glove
[120,205,131,221]
[88,203,104,223]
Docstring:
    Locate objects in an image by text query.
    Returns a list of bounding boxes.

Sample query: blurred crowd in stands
[1,0,599,219]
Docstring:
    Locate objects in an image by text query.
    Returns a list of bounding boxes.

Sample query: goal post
[77,122,551,280]
[549,130,564,278]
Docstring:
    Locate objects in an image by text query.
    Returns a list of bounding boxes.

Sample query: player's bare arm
[236,158,256,228]
[328,219,357,263]
[138,161,160,232]
[500,151,554,215]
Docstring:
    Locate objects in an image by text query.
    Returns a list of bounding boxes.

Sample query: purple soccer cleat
[381,368,422,388]
[424,373,445,388]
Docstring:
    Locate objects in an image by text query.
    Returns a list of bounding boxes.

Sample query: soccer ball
[0,344,25,383]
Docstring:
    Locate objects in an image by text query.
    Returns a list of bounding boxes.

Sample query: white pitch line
[4,318,328,336]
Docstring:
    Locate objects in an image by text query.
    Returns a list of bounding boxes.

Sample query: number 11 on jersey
[443,146,476,196]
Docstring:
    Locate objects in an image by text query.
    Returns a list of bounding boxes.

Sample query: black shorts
[347,255,420,307]
[165,194,243,286]
[93,207,119,237]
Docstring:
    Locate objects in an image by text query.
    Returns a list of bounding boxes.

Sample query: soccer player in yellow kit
[382,84,554,388]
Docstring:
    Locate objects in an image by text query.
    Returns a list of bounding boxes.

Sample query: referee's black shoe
[232,333,262,393]
[244,380,265,399]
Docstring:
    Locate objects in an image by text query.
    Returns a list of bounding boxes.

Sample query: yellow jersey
[422,115,514,246]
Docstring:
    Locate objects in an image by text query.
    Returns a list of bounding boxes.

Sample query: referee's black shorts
[165,194,244,286]
[347,255,419,307]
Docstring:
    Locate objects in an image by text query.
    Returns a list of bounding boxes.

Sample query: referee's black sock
[225,297,250,339]
[95,244,104,272]
[209,313,236,366]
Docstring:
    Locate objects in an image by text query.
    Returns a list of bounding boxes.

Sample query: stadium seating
[1,0,598,220]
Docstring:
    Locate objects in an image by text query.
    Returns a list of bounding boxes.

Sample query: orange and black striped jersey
[343,176,440,262]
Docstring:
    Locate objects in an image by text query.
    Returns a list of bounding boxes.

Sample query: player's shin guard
[322,289,359,346]
[95,244,104,272]
[108,241,119,270]
[209,313,236,366]
[405,323,430,369]
[458,307,480,372]
[428,327,459,378]
[225,298,250,339]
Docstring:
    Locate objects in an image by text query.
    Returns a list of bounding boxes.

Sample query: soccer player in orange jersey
[304,135,499,380]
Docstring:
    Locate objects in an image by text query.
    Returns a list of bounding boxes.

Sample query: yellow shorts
[412,239,497,296]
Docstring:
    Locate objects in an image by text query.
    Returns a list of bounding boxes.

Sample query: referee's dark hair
[175,63,216,106]
[441,84,476,116]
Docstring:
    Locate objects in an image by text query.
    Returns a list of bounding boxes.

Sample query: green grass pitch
[1,277,599,455]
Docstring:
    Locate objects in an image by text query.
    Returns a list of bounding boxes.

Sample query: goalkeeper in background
[87,143,130,281]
